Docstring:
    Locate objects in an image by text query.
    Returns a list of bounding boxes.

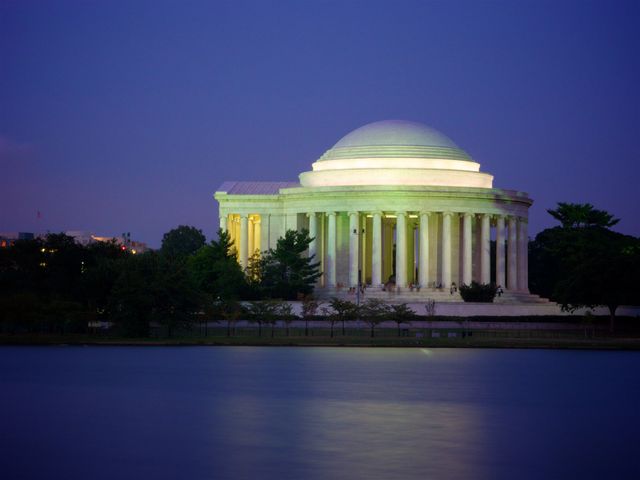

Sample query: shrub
[459,282,498,303]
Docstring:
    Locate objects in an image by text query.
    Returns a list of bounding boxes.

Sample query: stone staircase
[314,286,551,304]
[495,291,551,304]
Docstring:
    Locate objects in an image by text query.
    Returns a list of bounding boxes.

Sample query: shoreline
[2,335,640,350]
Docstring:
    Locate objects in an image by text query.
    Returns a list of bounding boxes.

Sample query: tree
[40,233,85,300]
[215,298,243,337]
[424,299,436,317]
[0,235,129,335]
[41,299,87,335]
[109,253,157,337]
[360,299,391,338]
[161,225,206,259]
[247,300,283,337]
[328,297,358,335]
[258,230,322,300]
[197,295,218,337]
[547,202,619,229]
[530,204,640,331]
[321,306,339,338]
[553,232,639,331]
[109,252,202,337]
[152,255,202,337]
[278,302,295,337]
[301,295,319,336]
[388,303,416,337]
[0,238,46,298]
[188,229,247,300]
[80,240,128,319]
[244,251,264,298]
[0,293,43,333]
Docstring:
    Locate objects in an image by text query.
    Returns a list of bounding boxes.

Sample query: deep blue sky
[2,0,639,247]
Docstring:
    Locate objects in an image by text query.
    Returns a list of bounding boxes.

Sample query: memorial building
[215,120,533,300]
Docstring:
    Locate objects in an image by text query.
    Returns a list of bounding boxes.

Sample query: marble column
[495,215,506,289]
[247,218,254,258]
[349,211,359,287]
[395,212,407,289]
[260,214,270,253]
[518,218,529,292]
[383,220,393,283]
[253,218,261,256]
[480,214,491,284]
[239,215,248,269]
[326,212,337,287]
[232,217,239,250]
[418,212,430,288]
[523,220,529,292]
[462,212,473,285]
[442,212,453,289]
[308,212,317,260]
[219,214,227,232]
[371,212,383,287]
[507,216,518,290]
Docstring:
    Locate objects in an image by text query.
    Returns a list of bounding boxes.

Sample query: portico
[215,120,533,299]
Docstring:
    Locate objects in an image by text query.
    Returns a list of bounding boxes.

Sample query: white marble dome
[299,119,493,188]
[333,120,458,148]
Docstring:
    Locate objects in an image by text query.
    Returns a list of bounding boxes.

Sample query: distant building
[0,232,35,248]
[65,231,149,254]
[0,230,149,253]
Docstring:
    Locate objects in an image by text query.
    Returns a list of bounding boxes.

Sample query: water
[1,347,639,480]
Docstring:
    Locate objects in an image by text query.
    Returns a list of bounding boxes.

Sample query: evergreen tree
[188,229,247,300]
[258,229,321,300]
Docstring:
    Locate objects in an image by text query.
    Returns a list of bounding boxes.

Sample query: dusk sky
[2,0,639,247]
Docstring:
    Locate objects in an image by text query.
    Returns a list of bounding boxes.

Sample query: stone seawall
[239,301,640,318]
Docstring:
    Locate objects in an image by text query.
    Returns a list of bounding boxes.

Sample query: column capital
[518,216,528,224]
[371,210,383,216]
[462,212,474,219]
[326,211,336,217]
[442,211,454,218]
[306,212,316,218]
[419,211,431,218]
[395,211,407,216]
[347,211,360,217]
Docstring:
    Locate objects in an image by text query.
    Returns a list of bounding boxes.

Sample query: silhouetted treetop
[161,225,206,258]
[546,202,619,229]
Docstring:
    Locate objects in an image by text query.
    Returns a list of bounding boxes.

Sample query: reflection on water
[1,347,639,479]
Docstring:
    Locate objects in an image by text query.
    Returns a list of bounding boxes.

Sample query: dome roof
[333,120,459,149]
[317,119,472,163]
[299,119,493,189]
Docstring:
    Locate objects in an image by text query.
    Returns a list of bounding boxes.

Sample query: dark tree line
[0,226,321,337]
[2,203,638,337]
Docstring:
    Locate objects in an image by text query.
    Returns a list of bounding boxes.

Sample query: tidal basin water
[1,347,639,480]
